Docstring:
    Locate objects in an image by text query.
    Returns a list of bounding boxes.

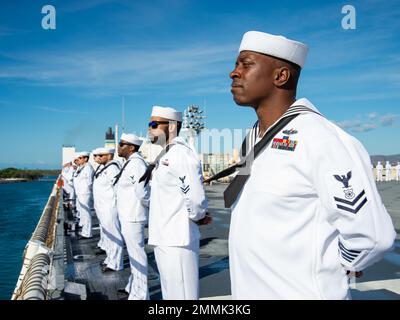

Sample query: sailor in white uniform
[92,150,107,252]
[72,156,82,226]
[74,151,94,239]
[145,106,210,300]
[116,133,150,300]
[385,161,392,182]
[376,161,384,182]
[92,147,124,272]
[225,31,396,300]
[61,161,75,206]
[396,162,400,181]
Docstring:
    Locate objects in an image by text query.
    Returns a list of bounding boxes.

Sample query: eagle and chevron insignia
[333,171,367,214]
[334,171,352,188]
[179,176,190,194]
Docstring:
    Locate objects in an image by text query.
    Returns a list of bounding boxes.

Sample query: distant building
[62,145,75,165]
[201,153,232,179]
[140,138,162,163]
[105,127,115,149]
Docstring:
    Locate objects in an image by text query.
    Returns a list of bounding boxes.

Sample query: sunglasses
[148,120,170,129]
[119,141,134,147]
[94,154,107,157]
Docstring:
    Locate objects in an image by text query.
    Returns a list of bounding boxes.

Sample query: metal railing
[11,175,62,300]
[14,253,51,300]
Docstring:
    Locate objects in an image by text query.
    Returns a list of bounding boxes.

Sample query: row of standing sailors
[63,146,150,299]
[61,130,209,300]
[374,161,400,182]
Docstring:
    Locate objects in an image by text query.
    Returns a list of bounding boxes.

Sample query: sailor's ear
[168,122,178,135]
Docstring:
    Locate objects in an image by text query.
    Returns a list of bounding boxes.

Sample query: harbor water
[0,178,56,299]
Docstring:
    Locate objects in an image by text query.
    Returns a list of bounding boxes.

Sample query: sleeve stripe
[340,250,358,262]
[340,252,354,263]
[336,197,368,214]
[334,190,365,205]
[339,240,361,254]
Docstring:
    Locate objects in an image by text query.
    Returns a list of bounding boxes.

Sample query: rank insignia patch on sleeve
[333,171,367,214]
[271,136,298,152]
[179,176,190,194]
[338,240,361,263]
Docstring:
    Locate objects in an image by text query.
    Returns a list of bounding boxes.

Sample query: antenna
[122,96,125,133]
[203,98,207,120]
[183,104,206,153]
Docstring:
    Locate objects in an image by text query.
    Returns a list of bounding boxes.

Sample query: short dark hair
[176,121,182,135]
[132,144,141,151]
[274,57,301,90]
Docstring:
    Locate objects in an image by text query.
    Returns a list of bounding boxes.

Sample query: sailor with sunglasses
[145,106,210,300]
[92,147,124,273]
[116,133,150,300]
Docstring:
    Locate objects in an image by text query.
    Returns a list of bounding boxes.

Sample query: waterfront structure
[62,145,76,165]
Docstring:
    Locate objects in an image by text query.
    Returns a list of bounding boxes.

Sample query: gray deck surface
[63,184,230,300]
[63,182,400,300]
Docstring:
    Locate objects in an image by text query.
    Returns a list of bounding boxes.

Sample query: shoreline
[0,178,30,184]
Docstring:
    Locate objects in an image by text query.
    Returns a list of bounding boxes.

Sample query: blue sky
[0,0,399,168]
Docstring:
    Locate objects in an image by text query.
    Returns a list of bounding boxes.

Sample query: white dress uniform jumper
[148,137,208,300]
[228,98,396,300]
[116,152,150,300]
[72,168,82,225]
[74,163,94,238]
[93,160,124,271]
[62,165,75,202]
[92,164,107,250]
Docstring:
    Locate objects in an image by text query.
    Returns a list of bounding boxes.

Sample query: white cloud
[380,114,398,127]
[0,44,236,96]
[335,112,399,132]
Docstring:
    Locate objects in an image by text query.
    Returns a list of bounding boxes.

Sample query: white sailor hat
[239,31,308,68]
[151,106,182,122]
[75,151,90,159]
[120,133,143,146]
[93,147,112,155]
[106,147,115,154]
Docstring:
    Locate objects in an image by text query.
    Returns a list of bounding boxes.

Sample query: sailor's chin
[232,96,252,107]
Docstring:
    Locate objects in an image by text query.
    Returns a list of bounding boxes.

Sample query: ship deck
[60,182,400,300]
[62,183,231,300]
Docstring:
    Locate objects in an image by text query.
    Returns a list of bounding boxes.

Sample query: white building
[140,138,162,163]
[62,146,76,165]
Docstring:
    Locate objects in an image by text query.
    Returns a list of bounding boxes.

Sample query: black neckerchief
[94,162,120,179]
[74,166,84,177]
[92,164,103,179]
[139,143,175,186]
[113,160,131,186]
[204,104,322,208]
